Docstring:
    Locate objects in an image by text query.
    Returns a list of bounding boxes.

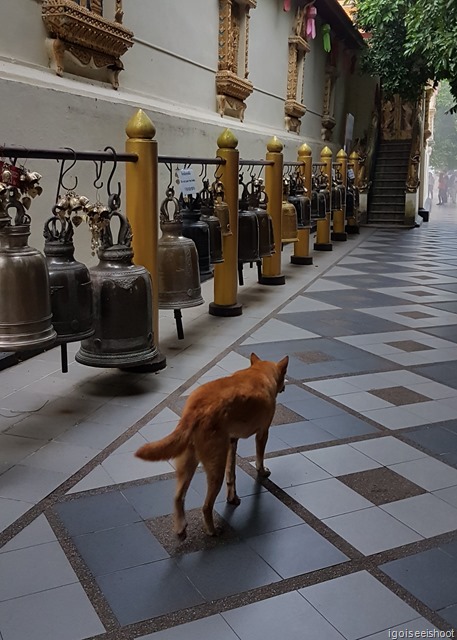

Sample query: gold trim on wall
[42,0,133,89]
[216,0,256,121]
[285,7,309,133]
[321,62,338,141]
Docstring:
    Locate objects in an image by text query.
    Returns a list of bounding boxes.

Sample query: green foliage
[430,82,457,171]
[353,0,457,106]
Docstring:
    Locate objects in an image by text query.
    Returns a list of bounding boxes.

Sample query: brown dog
[135,353,289,539]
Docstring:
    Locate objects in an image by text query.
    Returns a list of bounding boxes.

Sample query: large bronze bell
[199,180,223,264]
[213,181,231,236]
[281,179,299,243]
[289,174,311,228]
[180,195,213,281]
[0,189,57,351]
[76,198,158,368]
[158,187,203,311]
[238,180,260,264]
[43,213,93,343]
[248,179,274,258]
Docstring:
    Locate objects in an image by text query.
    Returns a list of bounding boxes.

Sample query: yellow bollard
[260,136,285,285]
[125,109,166,371]
[291,143,313,265]
[331,148,348,242]
[314,146,333,251]
[209,129,242,317]
[347,150,360,234]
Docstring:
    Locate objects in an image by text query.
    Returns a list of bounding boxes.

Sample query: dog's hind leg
[201,452,227,536]
[174,449,198,540]
[255,430,271,477]
[225,438,241,506]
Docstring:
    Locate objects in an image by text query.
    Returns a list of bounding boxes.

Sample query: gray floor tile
[405,425,457,456]
[97,558,204,625]
[0,515,56,553]
[0,497,33,533]
[439,603,457,628]
[350,436,427,466]
[222,590,345,640]
[361,616,439,639]
[215,492,303,537]
[380,493,457,538]
[246,523,348,578]
[261,453,331,488]
[300,571,419,639]
[270,421,336,447]
[311,414,379,439]
[303,444,381,476]
[0,434,47,466]
[73,521,169,576]
[0,541,77,602]
[21,441,96,474]
[381,548,457,610]
[122,478,202,519]
[0,465,67,503]
[137,614,241,640]
[283,398,345,420]
[433,485,457,508]
[176,541,281,600]
[285,478,372,519]
[55,491,142,536]
[101,451,174,483]
[235,432,289,457]
[0,583,105,640]
[389,456,457,491]
[323,507,423,555]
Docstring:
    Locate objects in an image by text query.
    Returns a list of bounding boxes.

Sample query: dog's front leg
[225,438,241,505]
[255,430,271,477]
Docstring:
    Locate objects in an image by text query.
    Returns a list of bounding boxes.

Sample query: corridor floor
[1,206,457,640]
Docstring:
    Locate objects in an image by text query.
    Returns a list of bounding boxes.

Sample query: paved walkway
[1,205,457,640]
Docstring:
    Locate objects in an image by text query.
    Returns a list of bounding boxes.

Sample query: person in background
[428,171,435,200]
[438,171,446,205]
[448,170,456,204]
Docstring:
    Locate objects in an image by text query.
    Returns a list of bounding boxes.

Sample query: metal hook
[104,146,121,199]
[199,163,208,181]
[257,162,265,180]
[55,148,78,202]
[93,159,104,190]
[165,162,173,190]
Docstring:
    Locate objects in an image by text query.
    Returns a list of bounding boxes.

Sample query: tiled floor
[1,204,457,639]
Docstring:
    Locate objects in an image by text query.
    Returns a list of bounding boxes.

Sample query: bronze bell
[180,194,213,281]
[248,179,274,258]
[199,180,223,265]
[332,184,342,211]
[43,214,94,343]
[158,187,203,310]
[288,174,310,228]
[213,181,231,236]
[0,189,57,351]
[281,178,298,243]
[238,179,260,264]
[76,197,158,368]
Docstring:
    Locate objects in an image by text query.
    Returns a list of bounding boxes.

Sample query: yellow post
[291,143,313,265]
[260,136,285,285]
[347,150,360,234]
[331,148,348,241]
[209,129,242,316]
[314,146,333,251]
[125,109,166,371]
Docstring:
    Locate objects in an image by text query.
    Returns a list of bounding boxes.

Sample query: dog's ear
[277,355,289,377]
[250,353,261,365]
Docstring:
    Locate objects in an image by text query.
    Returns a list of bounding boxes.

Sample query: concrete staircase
[368,140,411,224]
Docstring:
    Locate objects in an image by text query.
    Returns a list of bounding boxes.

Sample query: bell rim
[158,296,204,310]
[75,345,159,368]
[0,328,57,351]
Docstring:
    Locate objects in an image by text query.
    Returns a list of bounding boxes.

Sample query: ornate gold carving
[381,94,415,140]
[284,7,310,134]
[42,0,133,89]
[406,100,422,193]
[216,0,256,120]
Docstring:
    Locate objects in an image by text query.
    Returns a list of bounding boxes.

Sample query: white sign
[177,168,197,195]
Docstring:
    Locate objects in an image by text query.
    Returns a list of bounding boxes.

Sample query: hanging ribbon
[305,4,317,39]
[322,24,331,52]
[283,0,292,11]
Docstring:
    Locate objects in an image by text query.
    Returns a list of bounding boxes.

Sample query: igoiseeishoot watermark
[388,630,455,639]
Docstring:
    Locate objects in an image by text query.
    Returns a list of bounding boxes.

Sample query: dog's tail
[135,417,192,462]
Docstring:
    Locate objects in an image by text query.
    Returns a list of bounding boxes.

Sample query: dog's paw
[257,466,271,478]
[206,525,223,537]
[175,523,188,541]
[227,493,241,506]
